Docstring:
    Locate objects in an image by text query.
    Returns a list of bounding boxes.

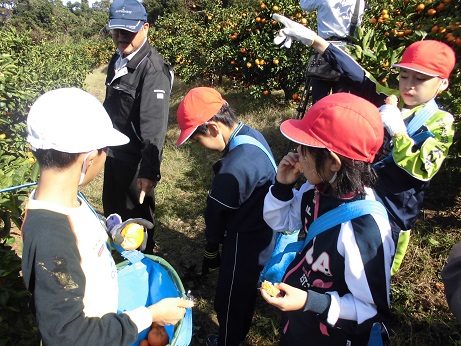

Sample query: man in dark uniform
[103,0,173,253]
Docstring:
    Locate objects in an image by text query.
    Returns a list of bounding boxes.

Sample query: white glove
[378,104,407,136]
[272,14,316,48]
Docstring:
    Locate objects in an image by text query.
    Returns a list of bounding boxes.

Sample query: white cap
[27,88,129,153]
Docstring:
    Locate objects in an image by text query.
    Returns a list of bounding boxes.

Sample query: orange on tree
[272,5,279,11]
[427,9,436,16]
[416,3,425,10]
[246,62,252,68]
[273,58,279,65]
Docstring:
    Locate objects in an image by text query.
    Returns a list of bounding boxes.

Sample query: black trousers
[214,229,277,346]
[311,78,351,105]
[102,156,156,253]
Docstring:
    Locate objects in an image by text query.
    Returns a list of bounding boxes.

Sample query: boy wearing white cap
[271,14,456,274]
[261,93,394,345]
[21,88,192,345]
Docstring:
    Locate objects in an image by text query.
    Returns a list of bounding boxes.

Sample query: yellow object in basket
[121,223,145,250]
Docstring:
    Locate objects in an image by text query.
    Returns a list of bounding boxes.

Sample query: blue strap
[411,130,435,144]
[0,182,38,193]
[229,135,277,172]
[303,200,388,247]
[368,322,384,346]
[373,99,438,171]
[77,191,145,264]
[406,98,438,136]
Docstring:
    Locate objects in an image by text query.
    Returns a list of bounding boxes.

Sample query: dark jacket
[205,124,276,245]
[104,41,172,182]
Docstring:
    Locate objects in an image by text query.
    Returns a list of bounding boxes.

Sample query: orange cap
[176,87,227,146]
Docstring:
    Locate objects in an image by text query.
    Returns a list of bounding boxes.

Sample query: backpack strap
[373,99,438,171]
[229,134,277,171]
[77,190,145,264]
[406,98,438,136]
[303,200,388,247]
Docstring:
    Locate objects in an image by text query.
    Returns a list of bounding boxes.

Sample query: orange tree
[152,0,460,112]
[153,0,317,101]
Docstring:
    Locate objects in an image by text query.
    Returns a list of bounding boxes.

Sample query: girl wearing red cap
[261,93,394,345]
[272,14,456,274]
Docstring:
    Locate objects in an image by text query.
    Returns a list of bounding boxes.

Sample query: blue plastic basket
[116,252,193,346]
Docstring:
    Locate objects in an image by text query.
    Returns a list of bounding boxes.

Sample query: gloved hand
[106,213,153,251]
[272,13,317,48]
[201,243,220,275]
[378,103,407,137]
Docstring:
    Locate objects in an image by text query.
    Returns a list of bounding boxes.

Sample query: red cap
[393,40,456,79]
[280,93,383,163]
[176,87,227,146]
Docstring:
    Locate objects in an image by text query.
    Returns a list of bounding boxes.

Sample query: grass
[81,67,461,345]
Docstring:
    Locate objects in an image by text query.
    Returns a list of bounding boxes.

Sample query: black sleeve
[138,54,171,182]
[21,211,138,346]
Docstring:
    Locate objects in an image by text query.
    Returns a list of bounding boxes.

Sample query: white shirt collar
[115,38,148,71]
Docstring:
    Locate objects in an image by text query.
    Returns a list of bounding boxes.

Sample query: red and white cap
[280,93,383,163]
[393,40,456,79]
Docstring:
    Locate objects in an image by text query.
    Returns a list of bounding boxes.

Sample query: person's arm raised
[272,13,329,54]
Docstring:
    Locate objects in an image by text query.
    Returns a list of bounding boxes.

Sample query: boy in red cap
[272,14,456,274]
[176,87,277,346]
[261,92,394,345]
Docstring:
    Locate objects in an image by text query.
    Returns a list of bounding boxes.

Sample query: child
[260,93,394,345]
[272,14,456,273]
[175,87,277,346]
[21,88,193,345]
